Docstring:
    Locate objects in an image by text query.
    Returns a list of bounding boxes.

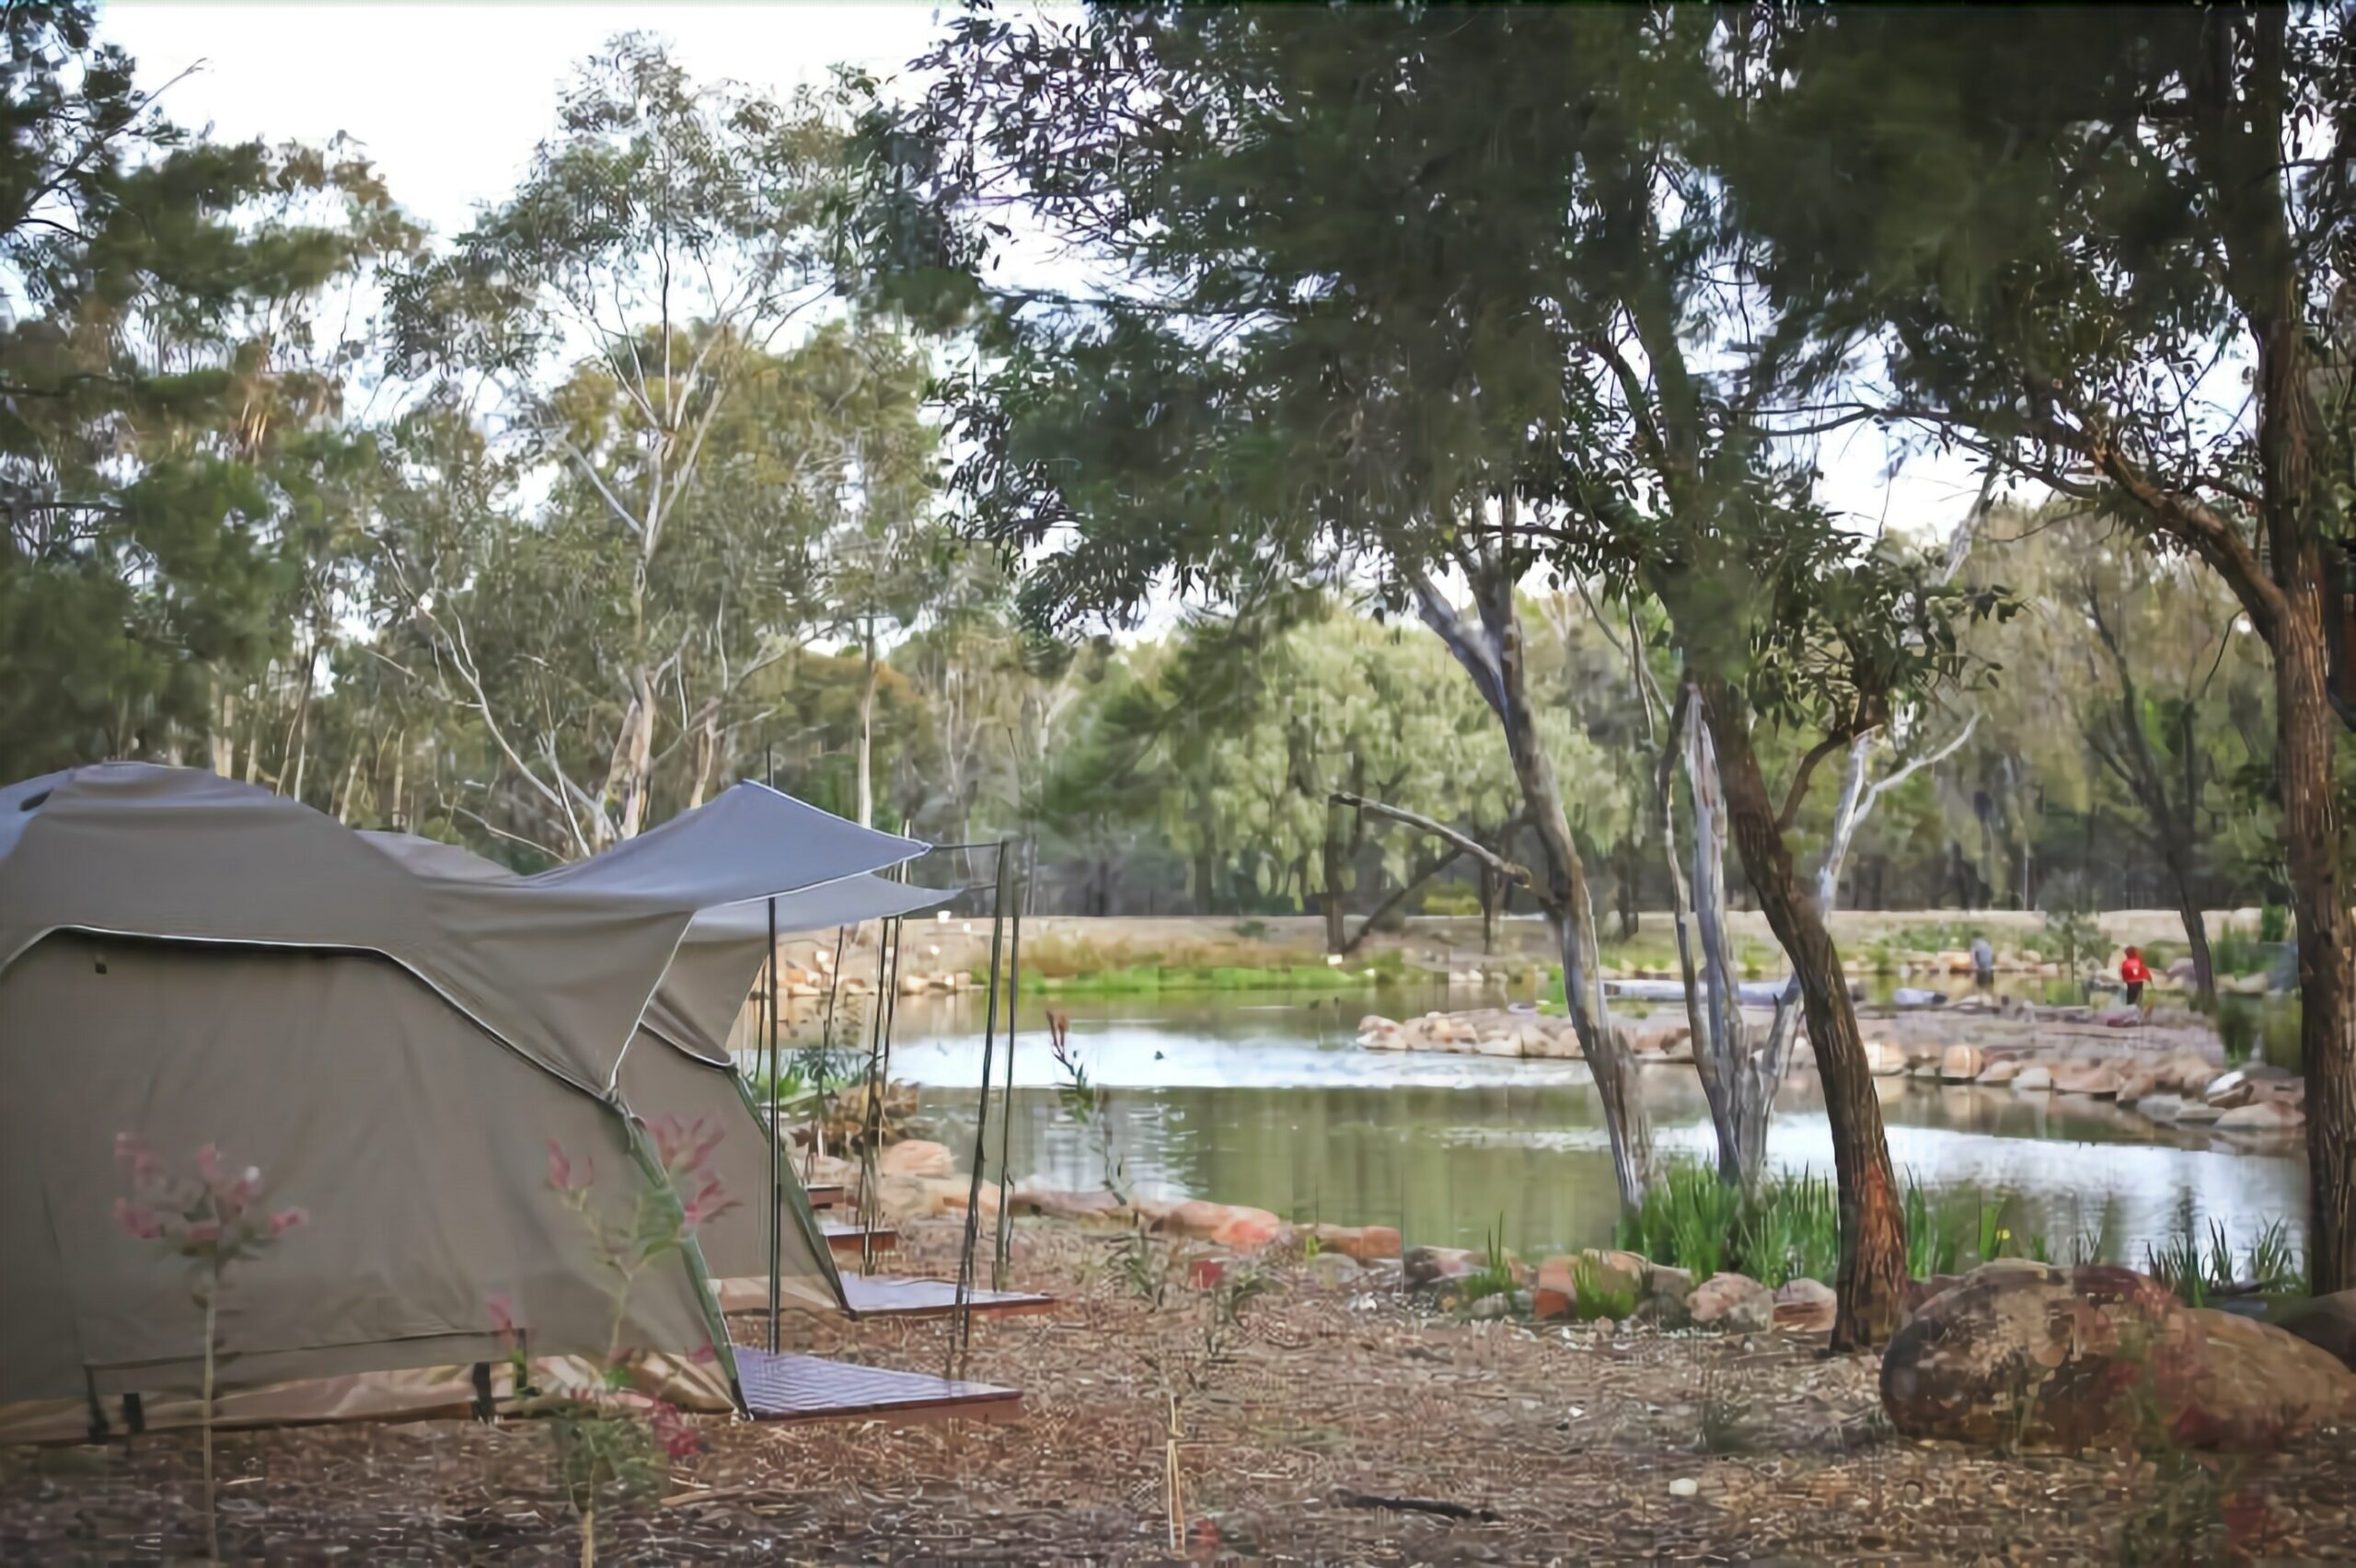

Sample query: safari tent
[0,763,948,1435]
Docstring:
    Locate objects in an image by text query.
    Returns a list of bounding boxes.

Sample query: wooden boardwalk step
[805,1183,845,1210]
[733,1349,1020,1425]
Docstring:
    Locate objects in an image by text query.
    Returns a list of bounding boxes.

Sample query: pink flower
[215,1170,261,1219]
[649,1114,724,1179]
[269,1207,307,1235]
[645,1398,699,1458]
[546,1139,592,1193]
[112,1198,163,1240]
[678,1175,736,1230]
[182,1220,221,1247]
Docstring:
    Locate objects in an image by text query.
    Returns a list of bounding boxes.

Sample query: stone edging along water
[1353,1007,2308,1144]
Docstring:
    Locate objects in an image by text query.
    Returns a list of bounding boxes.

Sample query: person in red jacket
[2119,946,2153,1014]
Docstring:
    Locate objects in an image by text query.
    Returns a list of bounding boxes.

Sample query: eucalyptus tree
[385,37,858,852]
[872,3,1673,1215]
[1730,4,2356,1290]
[867,3,2047,1343]
[0,2,415,777]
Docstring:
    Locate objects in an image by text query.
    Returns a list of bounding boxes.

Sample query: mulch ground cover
[5,1219,2350,1564]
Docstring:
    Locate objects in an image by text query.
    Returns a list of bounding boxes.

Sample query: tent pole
[952,840,1011,1374]
[991,839,1027,1289]
[766,893,780,1354]
[861,916,903,1274]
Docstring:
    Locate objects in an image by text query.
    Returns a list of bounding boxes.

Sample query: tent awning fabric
[0,764,924,1095]
[0,764,936,1410]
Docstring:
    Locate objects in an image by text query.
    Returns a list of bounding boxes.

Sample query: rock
[1974,1058,2023,1087]
[1532,1256,1578,1320]
[2113,1066,2160,1106]
[1863,1039,1907,1076]
[1880,1262,2356,1451]
[1306,1223,1403,1262]
[1644,1263,1697,1327]
[2051,1062,2123,1098]
[1900,1273,1967,1320]
[1686,1272,1775,1332]
[2195,1068,2252,1106]
[1145,1197,1286,1251]
[2011,1065,2054,1093]
[1466,1289,1530,1320]
[1939,1043,1985,1081]
[1404,1245,1483,1292]
[2275,1290,2356,1372]
[2173,1101,2222,1124]
[1773,1276,1837,1334]
[1667,1477,1700,1499]
[1303,1250,1365,1288]
[2214,1099,2304,1135]
[1357,1015,1406,1050]
[2133,1093,2188,1123]
[1011,1186,1132,1224]
[1533,1249,1647,1320]
[877,1138,955,1179]
[2164,1053,2220,1095]
[2166,956,2199,982]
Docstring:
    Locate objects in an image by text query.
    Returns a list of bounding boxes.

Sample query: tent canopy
[0,764,923,1094]
[0,765,935,1410]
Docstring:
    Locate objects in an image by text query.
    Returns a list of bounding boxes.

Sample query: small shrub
[2258,903,2289,944]
[2215,996,2258,1066]
[2258,997,2302,1073]
[2210,924,2268,978]
[1572,1252,1637,1321]
[1459,1216,1519,1304]
[1902,1181,1960,1279]
[1230,918,1269,940]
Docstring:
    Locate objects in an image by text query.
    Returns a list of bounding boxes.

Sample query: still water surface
[864,990,2305,1267]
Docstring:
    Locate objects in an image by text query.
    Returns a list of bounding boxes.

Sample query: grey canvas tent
[0,763,942,1430]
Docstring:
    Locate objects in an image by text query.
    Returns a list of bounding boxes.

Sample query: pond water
[871,988,2307,1269]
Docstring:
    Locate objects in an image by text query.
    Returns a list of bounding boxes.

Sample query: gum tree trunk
[1697,675,1907,1348]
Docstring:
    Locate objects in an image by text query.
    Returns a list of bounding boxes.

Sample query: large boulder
[1975,1057,2024,1087]
[1686,1272,1775,1332]
[1530,1249,1647,1321]
[1880,1262,2356,1452]
[2113,1066,2160,1106]
[2011,1064,2054,1093]
[1011,1186,1132,1225]
[1149,1198,1288,1252]
[2274,1290,2356,1372]
[1939,1043,1985,1082]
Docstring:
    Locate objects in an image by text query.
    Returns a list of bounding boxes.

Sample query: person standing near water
[1969,935,1994,993]
[2119,946,2153,1019]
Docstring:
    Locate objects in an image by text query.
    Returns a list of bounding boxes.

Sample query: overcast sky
[99,2,1989,542]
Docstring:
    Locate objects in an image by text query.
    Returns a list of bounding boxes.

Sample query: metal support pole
[765,893,780,1354]
[952,840,1012,1371]
[991,840,1028,1288]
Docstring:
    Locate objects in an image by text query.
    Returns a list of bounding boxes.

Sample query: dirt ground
[6,1220,2350,1565]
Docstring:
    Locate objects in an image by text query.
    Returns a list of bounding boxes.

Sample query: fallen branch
[1334,1490,1498,1523]
[1328,792,1534,892]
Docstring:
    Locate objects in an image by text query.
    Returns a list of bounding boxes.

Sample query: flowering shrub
[112,1136,307,1562]
[503,1113,736,1567]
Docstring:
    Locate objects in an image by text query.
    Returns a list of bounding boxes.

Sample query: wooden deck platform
[837,1274,1057,1320]
[733,1348,1020,1425]
[804,1183,845,1210]
[822,1222,897,1257]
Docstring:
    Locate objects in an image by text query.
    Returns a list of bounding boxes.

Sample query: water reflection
[860,990,2309,1266]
